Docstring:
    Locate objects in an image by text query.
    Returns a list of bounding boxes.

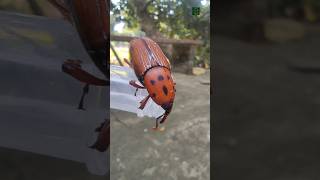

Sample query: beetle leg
[139,95,150,109]
[152,119,159,130]
[159,113,169,124]
[134,88,138,96]
[90,119,110,152]
[156,114,164,120]
[129,80,145,96]
[78,83,89,110]
[129,80,144,88]
[62,59,108,86]
[151,114,167,131]
[152,119,165,131]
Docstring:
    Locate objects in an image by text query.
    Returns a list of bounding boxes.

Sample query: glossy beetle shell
[129,37,175,112]
[129,37,171,83]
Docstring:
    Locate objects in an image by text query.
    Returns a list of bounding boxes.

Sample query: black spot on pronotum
[163,86,168,96]
[152,93,156,97]
[150,80,156,85]
[158,75,164,81]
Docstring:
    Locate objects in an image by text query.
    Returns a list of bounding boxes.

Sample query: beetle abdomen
[129,37,171,83]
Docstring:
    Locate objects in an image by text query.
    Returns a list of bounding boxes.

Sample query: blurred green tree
[111,0,210,67]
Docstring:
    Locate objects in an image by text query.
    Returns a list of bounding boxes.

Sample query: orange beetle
[126,37,176,130]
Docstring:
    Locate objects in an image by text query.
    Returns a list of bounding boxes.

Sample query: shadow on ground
[213,32,320,180]
[0,148,106,180]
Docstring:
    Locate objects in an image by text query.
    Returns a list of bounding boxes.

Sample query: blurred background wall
[215,0,320,42]
[213,0,320,180]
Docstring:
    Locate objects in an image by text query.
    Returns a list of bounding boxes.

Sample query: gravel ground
[110,72,210,180]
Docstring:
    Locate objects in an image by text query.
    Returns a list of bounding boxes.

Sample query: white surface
[110,65,165,118]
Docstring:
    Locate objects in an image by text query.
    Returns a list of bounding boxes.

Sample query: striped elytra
[129,37,175,127]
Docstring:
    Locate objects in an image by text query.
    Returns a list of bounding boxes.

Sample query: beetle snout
[161,102,173,112]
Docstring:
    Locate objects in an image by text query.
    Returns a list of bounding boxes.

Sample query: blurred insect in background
[125,37,176,131]
[49,0,109,152]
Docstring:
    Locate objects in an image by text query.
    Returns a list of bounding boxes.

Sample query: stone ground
[110,72,211,180]
[0,71,210,180]
[213,30,320,180]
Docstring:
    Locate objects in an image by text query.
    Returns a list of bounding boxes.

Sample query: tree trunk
[130,0,163,38]
[130,0,193,73]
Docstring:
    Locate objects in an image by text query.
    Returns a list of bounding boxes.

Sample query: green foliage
[111,0,139,29]
[111,0,210,67]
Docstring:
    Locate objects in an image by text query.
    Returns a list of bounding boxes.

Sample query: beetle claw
[134,88,138,96]
[90,119,109,152]
[152,126,165,131]
[77,84,89,110]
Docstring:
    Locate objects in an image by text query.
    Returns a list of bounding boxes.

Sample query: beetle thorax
[143,67,175,108]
